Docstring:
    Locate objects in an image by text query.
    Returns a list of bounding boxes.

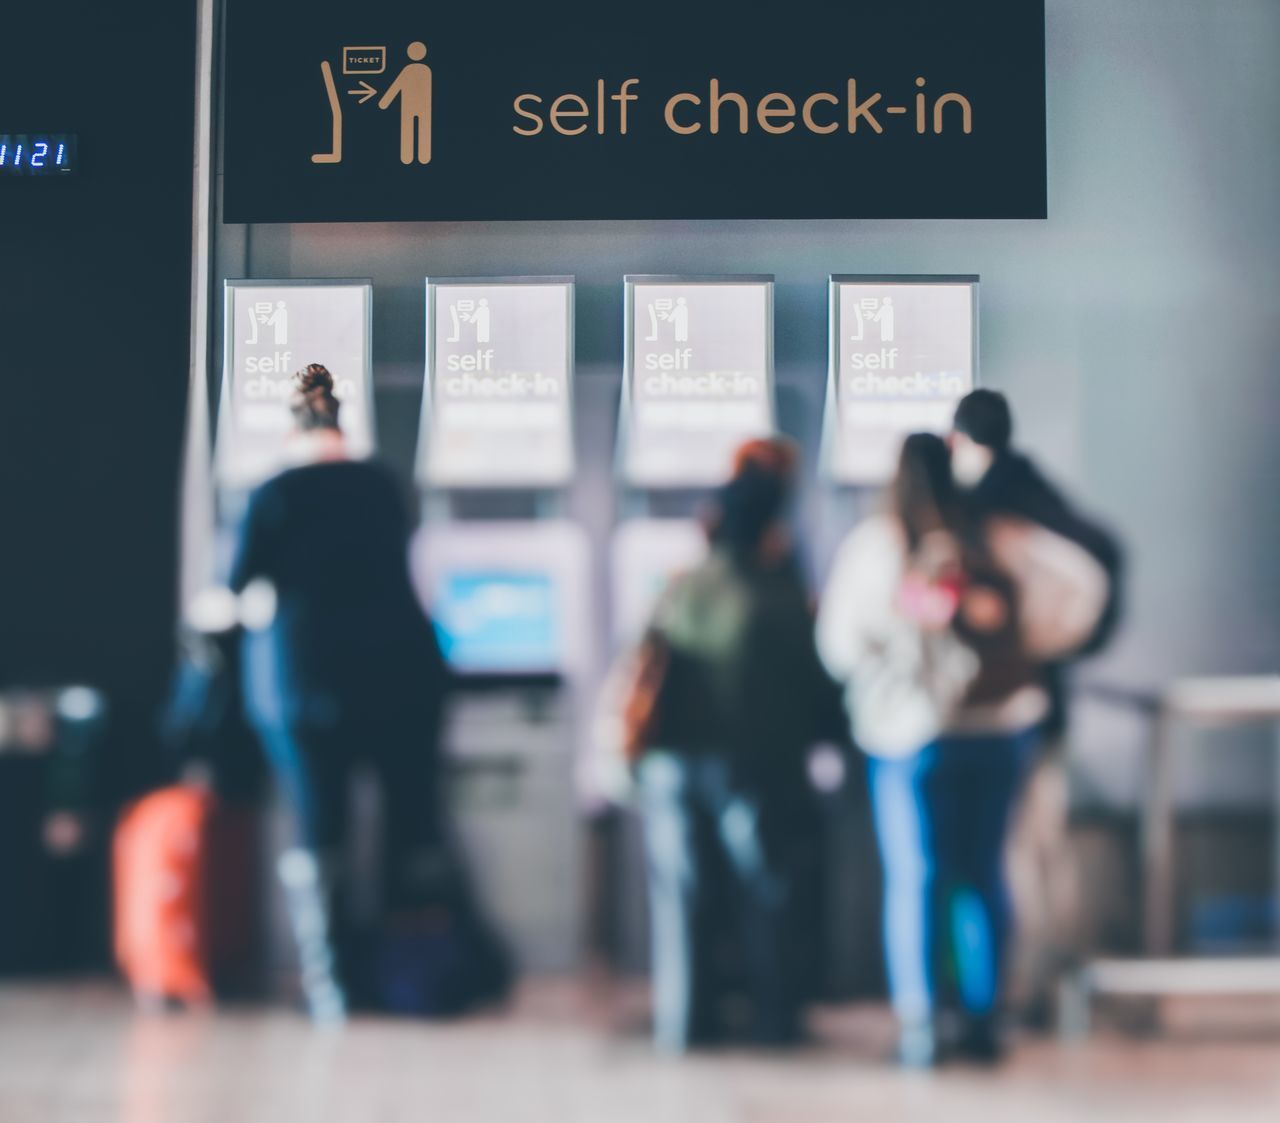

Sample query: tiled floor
[1,980,1278,1122]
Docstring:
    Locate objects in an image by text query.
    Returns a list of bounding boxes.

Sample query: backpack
[620,630,673,766]
[972,453,1123,657]
[363,850,512,1018]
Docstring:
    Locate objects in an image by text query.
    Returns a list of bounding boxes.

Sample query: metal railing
[1062,675,1280,1037]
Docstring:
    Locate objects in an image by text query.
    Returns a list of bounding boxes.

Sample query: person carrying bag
[817,433,1107,1067]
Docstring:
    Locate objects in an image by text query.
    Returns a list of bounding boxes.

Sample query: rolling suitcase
[113,786,217,1005]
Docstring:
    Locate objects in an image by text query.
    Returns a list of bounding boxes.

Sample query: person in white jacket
[816,434,1105,1066]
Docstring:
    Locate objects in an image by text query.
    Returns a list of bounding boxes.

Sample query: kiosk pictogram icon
[246,299,289,346]
[448,298,491,344]
[850,296,895,343]
[645,296,689,342]
[311,41,432,166]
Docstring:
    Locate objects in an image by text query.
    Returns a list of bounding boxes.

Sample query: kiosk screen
[432,571,560,674]
[411,521,590,679]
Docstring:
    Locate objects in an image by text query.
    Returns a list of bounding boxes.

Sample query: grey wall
[212,0,1280,808]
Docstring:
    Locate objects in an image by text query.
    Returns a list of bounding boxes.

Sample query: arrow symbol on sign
[346,80,377,104]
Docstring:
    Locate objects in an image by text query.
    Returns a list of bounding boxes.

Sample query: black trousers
[259,718,444,912]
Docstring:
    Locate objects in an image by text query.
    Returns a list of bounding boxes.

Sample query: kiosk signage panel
[825,276,977,485]
[218,280,375,489]
[623,276,774,488]
[420,278,573,487]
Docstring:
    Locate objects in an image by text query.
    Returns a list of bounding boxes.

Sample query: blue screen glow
[432,571,560,673]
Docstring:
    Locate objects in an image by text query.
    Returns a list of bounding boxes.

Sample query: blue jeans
[867,730,1036,1025]
[638,752,801,1052]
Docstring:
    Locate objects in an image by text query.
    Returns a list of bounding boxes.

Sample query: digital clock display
[0,133,77,176]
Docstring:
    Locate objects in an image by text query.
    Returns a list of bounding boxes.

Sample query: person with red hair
[632,437,829,1052]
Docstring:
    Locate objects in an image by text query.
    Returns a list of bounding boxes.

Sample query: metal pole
[1143,706,1176,956]
[1274,719,1280,952]
[177,0,220,609]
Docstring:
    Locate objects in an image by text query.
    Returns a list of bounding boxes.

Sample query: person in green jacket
[637,439,830,1052]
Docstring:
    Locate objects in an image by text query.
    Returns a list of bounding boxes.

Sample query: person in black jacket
[951,390,1124,734]
[950,389,1125,1034]
[229,363,449,1023]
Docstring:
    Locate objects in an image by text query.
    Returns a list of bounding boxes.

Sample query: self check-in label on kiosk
[624,278,774,488]
[421,280,575,489]
[823,277,977,486]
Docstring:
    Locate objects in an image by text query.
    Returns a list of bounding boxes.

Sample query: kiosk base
[446,687,582,974]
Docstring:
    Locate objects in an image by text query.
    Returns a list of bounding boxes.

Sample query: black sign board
[224,1,1045,223]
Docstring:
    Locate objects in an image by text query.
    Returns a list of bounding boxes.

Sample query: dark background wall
[0,4,196,793]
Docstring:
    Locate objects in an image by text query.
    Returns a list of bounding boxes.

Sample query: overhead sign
[217,280,375,488]
[223,1,1047,222]
[622,276,774,488]
[419,278,574,488]
[822,275,977,485]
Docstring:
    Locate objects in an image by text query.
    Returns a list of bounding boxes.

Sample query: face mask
[951,439,993,487]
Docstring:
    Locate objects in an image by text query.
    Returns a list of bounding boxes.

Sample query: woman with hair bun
[228,363,454,1024]
[288,361,344,434]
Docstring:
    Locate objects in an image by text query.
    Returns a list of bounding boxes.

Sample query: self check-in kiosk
[413,276,588,973]
[411,521,590,971]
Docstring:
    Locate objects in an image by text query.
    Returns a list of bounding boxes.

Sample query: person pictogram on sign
[668,296,689,342]
[870,296,895,342]
[378,42,433,165]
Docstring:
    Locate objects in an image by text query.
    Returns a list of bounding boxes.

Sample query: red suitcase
[113,786,218,1005]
